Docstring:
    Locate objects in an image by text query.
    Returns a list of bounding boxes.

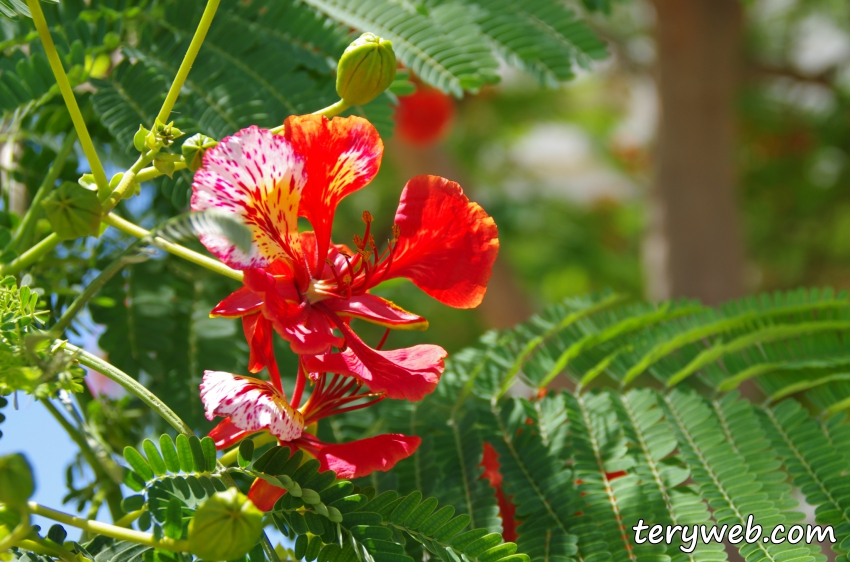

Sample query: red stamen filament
[377,328,390,350]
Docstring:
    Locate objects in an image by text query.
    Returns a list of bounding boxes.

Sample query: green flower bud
[41,182,103,240]
[182,133,218,172]
[188,488,263,561]
[147,120,184,150]
[0,453,34,505]
[336,32,397,106]
[134,126,150,153]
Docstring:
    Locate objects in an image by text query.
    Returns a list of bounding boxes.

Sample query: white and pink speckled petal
[199,370,303,442]
[191,126,307,270]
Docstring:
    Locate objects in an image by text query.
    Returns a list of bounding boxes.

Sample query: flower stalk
[102,213,244,282]
[64,342,194,435]
[26,0,109,198]
[27,501,190,552]
[156,0,221,124]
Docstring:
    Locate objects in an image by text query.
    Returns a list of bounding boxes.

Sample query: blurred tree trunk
[645,0,745,305]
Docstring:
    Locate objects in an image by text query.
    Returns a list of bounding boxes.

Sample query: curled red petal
[191,126,307,269]
[284,115,383,269]
[208,417,254,450]
[248,477,287,512]
[304,319,444,402]
[323,294,428,330]
[210,286,263,318]
[298,434,421,479]
[242,314,274,374]
[384,175,499,309]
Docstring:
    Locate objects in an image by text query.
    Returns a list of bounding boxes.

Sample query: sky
[2,396,87,540]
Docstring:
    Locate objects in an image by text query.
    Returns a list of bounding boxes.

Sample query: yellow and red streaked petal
[384,175,499,309]
[284,115,383,268]
[299,433,421,479]
[200,371,304,442]
[210,287,263,318]
[304,321,444,402]
[248,477,287,512]
[191,126,307,270]
[208,417,255,450]
[323,294,428,330]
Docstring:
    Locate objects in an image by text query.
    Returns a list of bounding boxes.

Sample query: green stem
[26,0,109,198]
[0,511,32,552]
[269,99,351,134]
[0,233,61,276]
[103,213,243,282]
[156,0,221,124]
[27,502,190,552]
[10,130,77,252]
[136,160,188,183]
[101,154,153,212]
[64,342,194,435]
[40,399,125,520]
[114,509,145,529]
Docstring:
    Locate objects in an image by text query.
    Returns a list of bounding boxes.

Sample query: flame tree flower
[200,369,420,511]
[192,115,499,404]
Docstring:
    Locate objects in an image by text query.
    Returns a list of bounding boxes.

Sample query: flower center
[307,210,400,302]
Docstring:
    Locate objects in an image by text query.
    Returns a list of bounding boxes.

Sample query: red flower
[395,84,456,146]
[480,443,518,542]
[201,370,420,511]
[192,115,499,403]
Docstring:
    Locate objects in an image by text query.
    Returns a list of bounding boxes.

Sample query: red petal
[304,320,444,401]
[323,294,428,330]
[248,477,287,512]
[480,442,503,487]
[479,443,517,542]
[275,308,343,355]
[242,314,274,374]
[191,126,307,269]
[200,371,304,441]
[210,286,263,318]
[384,175,499,309]
[300,434,421,479]
[208,417,254,450]
[284,115,383,269]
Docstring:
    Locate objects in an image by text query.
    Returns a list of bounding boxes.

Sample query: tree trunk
[646,0,745,305]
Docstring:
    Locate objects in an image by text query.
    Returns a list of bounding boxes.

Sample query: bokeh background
[5,0,850,539]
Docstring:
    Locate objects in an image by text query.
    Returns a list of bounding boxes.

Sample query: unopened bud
[182,133,219,172]
[336,33,397,106]
[41,182,103,240]
[0,453,35,505]
[187,488,263,561]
